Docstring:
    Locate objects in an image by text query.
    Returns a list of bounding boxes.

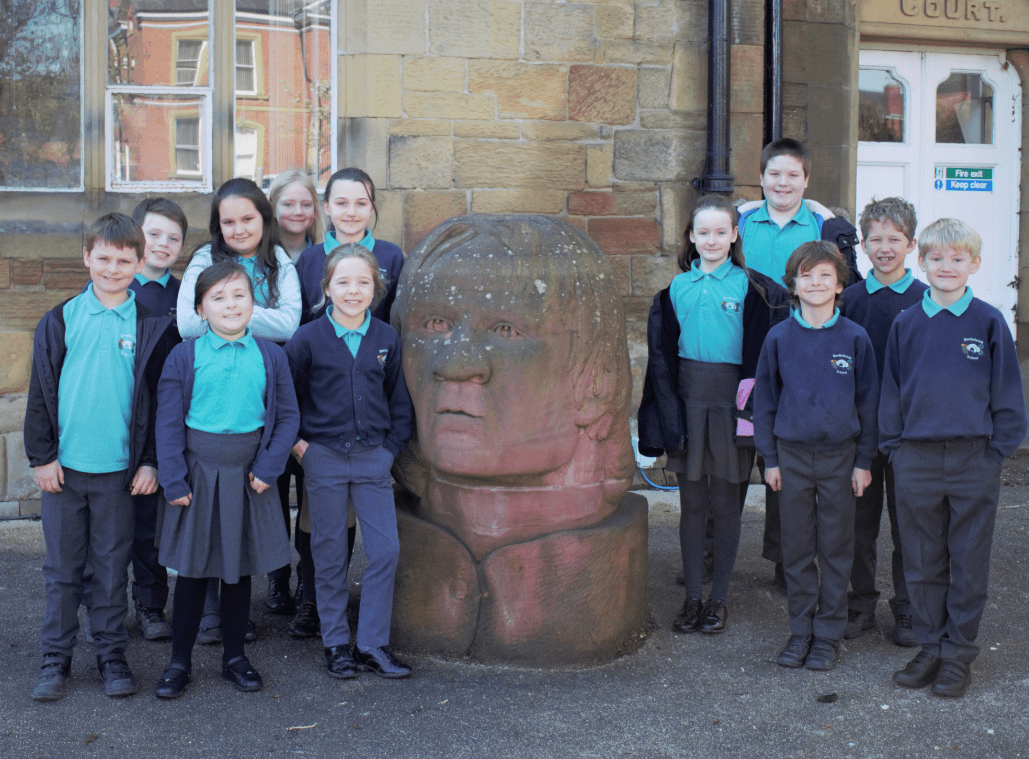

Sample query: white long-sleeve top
[177,244,302,342]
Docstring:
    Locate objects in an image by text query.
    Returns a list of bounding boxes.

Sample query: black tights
[170,576,251,670]
[679,476,742,604]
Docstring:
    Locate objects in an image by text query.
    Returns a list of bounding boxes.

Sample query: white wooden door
[857,49,1021,331]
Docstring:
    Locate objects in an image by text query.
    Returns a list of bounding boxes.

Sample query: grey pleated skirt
[665,359,750,484]
[157,428,291,583]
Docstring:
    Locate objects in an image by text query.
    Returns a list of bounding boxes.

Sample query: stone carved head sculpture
[390,215,648,666]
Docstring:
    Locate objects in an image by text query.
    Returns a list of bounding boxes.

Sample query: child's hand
[765,466,782,491]
[250,473,270,494]
[852,467,872,497]
[170,493,192,507]
[292,439,309,463]
[34,461,64,493]
[130,465,159,496]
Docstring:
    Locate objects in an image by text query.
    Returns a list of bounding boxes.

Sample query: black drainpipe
[695,0,733,194]
[764,0,783,142]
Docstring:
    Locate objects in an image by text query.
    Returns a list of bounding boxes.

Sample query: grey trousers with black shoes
[778,440,857,642]
[892,438,1001,664]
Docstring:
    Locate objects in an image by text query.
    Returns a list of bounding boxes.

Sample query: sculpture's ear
[572,352,616,439]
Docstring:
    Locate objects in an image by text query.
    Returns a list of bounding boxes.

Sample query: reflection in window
[236,40,256,94]
[937,73,993,144]
[0,0,82,189]
[235,126,258,180]
[109,1,211,87]
[859,68,904,143]
[110,92,206,185]
[236,1,333,189]
[175,118,202,175]
[177,40,204,86]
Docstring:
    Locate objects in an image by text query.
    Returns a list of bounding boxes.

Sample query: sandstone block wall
[338,0,769,404]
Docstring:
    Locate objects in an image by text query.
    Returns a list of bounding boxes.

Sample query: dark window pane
[936,72,993,144]
[0,0,83,189]
[859,68,904,143]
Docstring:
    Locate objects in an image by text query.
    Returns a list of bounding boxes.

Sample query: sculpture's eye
[423,317,452,333]
[490,323,522,340]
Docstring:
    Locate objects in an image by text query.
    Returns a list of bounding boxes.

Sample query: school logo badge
[720,299,741,313]
[961,338,985,360]
[377,349,388,367]
[830,354,852,374]
[118,334,136,357]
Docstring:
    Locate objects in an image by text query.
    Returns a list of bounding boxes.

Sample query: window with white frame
[236,40,256,95]
[102,0,335,192]
[176,40,204,86]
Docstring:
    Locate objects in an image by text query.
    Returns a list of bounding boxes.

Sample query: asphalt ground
[2,473,1028,759]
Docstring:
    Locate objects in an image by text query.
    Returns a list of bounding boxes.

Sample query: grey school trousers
[40,468,134,660]
[302,441,399,650]
[778,440,856,642]
[892,438,1001,664]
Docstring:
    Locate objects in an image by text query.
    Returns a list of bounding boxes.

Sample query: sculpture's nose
[431,327,490,384]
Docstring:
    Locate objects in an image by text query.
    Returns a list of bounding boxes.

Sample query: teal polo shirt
[57,286,137,473]
[922,286,974,318]
[324,229,376,255]
[865,268,917,294]
[236,255,272,308]
[669,259,748,364]
[135,271,171,287]
[792,307,841,329]
[741,200,820,285]
[186,329,267,433]
[327,306,370,358]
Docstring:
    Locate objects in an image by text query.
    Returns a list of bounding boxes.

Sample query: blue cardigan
[156,337,300,502]
[294,238,405,325]
[285,314,414,458]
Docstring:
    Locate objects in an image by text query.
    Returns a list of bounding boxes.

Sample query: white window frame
[235,39,256,96]
[175,116,203,176]
[105,86,214,192]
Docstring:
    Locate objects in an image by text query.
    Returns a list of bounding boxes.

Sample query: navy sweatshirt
[841,277,927,384]
[285,314,414,458]
[130,275,181,321]
[879,295,1027,462]
[294,239,404,325]
[754,314,879,469]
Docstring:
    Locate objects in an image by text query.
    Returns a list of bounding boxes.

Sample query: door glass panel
[859,68,905,143]
[936,73,993,144]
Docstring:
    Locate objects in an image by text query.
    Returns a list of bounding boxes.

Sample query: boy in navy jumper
[755,241,878,672]
[881,219,1027,698]
[24,214,173,701]
[840,197,926,647]
[126,198,186,640]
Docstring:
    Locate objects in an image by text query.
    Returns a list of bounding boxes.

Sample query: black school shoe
[31,654,71,702]
[290,600,321,639]
[698,601,727,634]
[893,650,942,689]
[325,645,359,679]
[97,655,139,697]
[804,638,841,671]
[353,646,412,679]
[264,575,295,615]
[222,656,263,692]
[931,659,971,698]
[776,635,812,668]
[672,598,703,633]
[155,665,191,699]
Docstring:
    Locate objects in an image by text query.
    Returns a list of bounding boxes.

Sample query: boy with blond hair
[840,197,927,646]
[881,218,1027,698]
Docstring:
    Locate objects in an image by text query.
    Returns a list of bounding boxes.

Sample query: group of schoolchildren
[25,137,1027,706]
[640,138,1027,699]
[26,168,414,703]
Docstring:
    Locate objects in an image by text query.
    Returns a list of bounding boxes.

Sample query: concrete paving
[1,482,1028,759]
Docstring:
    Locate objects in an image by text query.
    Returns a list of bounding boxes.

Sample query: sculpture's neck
[422,475,614,561]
